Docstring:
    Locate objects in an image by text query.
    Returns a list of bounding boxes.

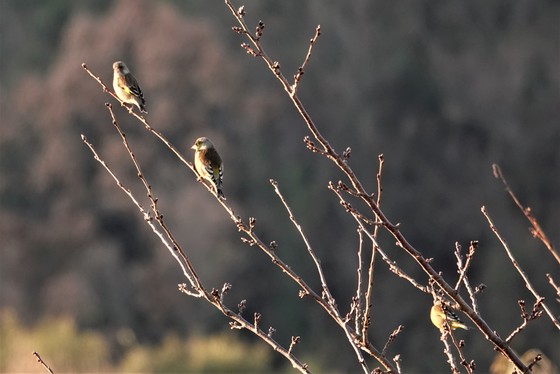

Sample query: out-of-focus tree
[1,0,558,372]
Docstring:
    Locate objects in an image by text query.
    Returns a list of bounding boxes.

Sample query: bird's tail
[138,96,147,113]
[451,321,470,330]
[217,188,226,200]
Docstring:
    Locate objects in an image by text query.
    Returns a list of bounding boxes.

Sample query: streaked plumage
[191,137,225,199]
[112,61,147,113]
[431,300,469,331]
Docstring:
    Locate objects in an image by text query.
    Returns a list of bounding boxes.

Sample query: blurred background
[0,0,558,372]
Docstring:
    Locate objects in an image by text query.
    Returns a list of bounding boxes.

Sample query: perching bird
[112,61,147,113]
[430,300,469,331]
[191,137,225,199]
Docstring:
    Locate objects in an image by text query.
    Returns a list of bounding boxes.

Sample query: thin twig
[82,120,309,371]
[104,104,203,291]
[447,329,475,374]
[340,323,371,374]
[439,330,461,374]
[293,25,321,92]
[381,325,404,357]
[82,142,310,374]
[355,228,365,333]
[288,336,300,355]
[330,183,428,293]
[81,134,201,293]
[33,352,55,374]
[431,292,467,374]
[492,164,559,264]
[393,354,402,374]
[224,2,529,371]
[546,273,560,302]
[361,155,384,343]
[505,299,544,343]
[270,179,370,374]
[482,206,560,330]
[454,241,480,315]
[83,63,330,309]
[374,154,385,238]
[81,63,194,174]
[361,235,376,343]
[526,353,543,372]
[270,179,335,308]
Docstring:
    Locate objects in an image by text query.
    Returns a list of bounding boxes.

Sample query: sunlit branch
[33,352,55,374]
[223,2,530,370]
[454,242,480,315]
[492,164,559,264]
[482,206,560,330]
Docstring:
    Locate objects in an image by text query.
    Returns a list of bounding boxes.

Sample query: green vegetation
[0,310,272,372]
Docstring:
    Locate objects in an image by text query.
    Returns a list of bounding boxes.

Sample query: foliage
[0,310,108,372]
[0,310,273,373]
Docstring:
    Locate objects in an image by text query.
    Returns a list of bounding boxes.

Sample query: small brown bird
[191,137,225,199]
[430,300,469,331]
[112,61,147,113]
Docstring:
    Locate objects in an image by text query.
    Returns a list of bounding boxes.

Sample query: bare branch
[270,179,335,307]
[269,179,375,373]
[82,118,310,373]
[293,25,321,92]
[454,241,480,315]
[354,228,365,333]
[381,325,404,357]
[482,206,560,330]
[526,353,543,372]
[492,164,559,264]
[361,155,385,343]
[223,3,530,370]
[81,134,201,293]
[430,289,475,374]
[79,2,551,371]
[546,273,560,302]
[330,182,429,294]
[374,154,385,231]
[447,330,475,374]
[82,64,330,315]
[506,299,544,343]
[104,104,204,290]
[288,336,301,355]
[439,330,461,374]
[33,352,55,374]
[81,63,195,177]
[341,326,371,374]
[392,354,402,374]
[361,233,376,343]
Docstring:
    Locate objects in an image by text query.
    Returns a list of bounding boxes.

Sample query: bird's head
[192,137,213,151]
[113,61,128,73]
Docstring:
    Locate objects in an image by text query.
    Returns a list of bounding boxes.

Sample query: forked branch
[224,1,531,371]
[492,164,558,264]
[482,206,560,330]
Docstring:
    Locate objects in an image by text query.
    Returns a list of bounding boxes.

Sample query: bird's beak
[191,144,197,150]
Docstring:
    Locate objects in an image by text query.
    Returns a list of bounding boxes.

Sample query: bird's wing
[123,74,143,98]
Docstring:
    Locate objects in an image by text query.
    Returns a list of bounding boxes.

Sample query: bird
[112,60,147,113]
[430,300,469,331]
[191,137,225,199]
